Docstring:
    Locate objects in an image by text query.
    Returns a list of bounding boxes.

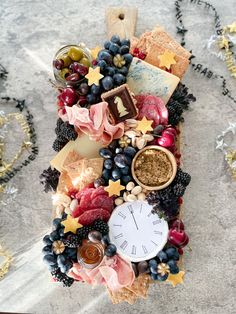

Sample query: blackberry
[173,183,186,197]
[63,234,81,248]
[51,268,74,287]
[56,118,64,128]
[175,168,191,186]
[60,123,77,141]
[158,186,173,201]
[146,191,160,205]
[77,225,93,239]
[92,219,109,235]
[40,166,60,192]
[52,138,67,152]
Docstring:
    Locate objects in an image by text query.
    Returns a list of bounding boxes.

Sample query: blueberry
[109,43,120,55]
[113,73,126,86]
[157,251,168,263]
[115,147,123,154]
[101,234,110,246]
[114,154,127,168]
[150,273,158,280]
[98,50,113,64]
[53,218,62,230]
[104,40,111,50]
[57,254,66,267]
[167,260,179,274]
[43,254,57,266]
[87,93,96,104]
[101,76,114,90]
[43,235,52,246]
[165,247,179,261]
[98,59,107,71]
[102,169,111,181]
[104,159,113,170]
[119,45,130,55]
[111,35,121,45]
[94,177,105,188]
[105,244,117,257]
[120,166,129,175]
[91,84,101,95]
[150,266,158,274]
[123,53,133,64]
[120,39,130,47]
[112,169,122,180]
[124,146,136,157]
[105,66,116,76]
[42,245,52,255]
[125,155,132,166]
[122,175,132,185]
[99,147,113,159]
[58,228,65,237]
[118,66,128,76]
[108,140,118,151]
[49,230,60,242]
[149,259,158,269]
[157,273,168,281]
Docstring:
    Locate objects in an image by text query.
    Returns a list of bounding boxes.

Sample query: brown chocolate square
[101,84,138,125]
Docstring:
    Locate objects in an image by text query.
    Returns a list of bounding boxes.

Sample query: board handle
[105,7,138,39]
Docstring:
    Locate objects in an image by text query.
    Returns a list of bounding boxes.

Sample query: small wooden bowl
[131,145,177,191]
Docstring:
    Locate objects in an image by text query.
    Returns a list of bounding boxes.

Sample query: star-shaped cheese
[85,67,104,86]
[218,37,229,49]
[229,22,236,33]
[136,116,153,134]
[90,46,102,60]
[166,270,185,287]
[158,51,176,70]
[61,215,83,234]
[104,179,125,197]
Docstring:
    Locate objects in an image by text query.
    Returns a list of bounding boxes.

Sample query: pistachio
[136,137,147,149]
[123,191,129,202]
[131,186,142,195]
[125,130,137,139]
[143,134,154,142]
[126,181,135,191]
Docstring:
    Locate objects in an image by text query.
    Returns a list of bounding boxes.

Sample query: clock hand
[128,205,139,230]
[132,212,139,230]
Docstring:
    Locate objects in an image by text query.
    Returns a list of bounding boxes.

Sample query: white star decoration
[216,138,228,151]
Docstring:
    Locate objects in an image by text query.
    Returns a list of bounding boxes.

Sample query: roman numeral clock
[108,200,169,262]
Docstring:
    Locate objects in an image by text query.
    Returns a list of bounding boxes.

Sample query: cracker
[126,274,151,299]
[107,287,137,305]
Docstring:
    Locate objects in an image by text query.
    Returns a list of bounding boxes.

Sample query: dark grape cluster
[40,166,60,192]
[166,83,196,126]
[97,140,137,186]
[52,118,78,152]
[86,35,133,105]
[146,167,191,220]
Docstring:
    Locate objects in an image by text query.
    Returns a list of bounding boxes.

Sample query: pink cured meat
[78,208,111,225]
[89,195,114,212]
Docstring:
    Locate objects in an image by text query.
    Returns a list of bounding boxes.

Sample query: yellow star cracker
[104,179,125,197]
[158,51,176,70]
[136,117,153,134]
[229,22,236,33]
[85,67,104,86]
[166,270,185,287]
[90,46,102,60]
[61,215,83,234]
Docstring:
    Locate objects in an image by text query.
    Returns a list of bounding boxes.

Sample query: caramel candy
[101,84,138,125]
[77,240,104,269]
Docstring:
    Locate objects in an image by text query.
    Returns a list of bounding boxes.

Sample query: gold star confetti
[85,67,104,86]
[158,51,176,70]
[90,46,102,59]
[218,36,229,49]
[166,270,185,287]
[136,117,153,134]
[104,179,125,197]
[228,22,236,32]
[61,215,83,234]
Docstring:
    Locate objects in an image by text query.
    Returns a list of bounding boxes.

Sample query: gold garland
[0,112,32,190]
[0,244,13,279]
[218,22,236,78]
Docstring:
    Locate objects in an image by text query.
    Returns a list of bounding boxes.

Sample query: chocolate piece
[101,84,138,124]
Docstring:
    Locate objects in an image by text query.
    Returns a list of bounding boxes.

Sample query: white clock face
[108,200,169,262]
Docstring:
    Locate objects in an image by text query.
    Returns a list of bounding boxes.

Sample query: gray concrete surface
[0,0,236,313]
